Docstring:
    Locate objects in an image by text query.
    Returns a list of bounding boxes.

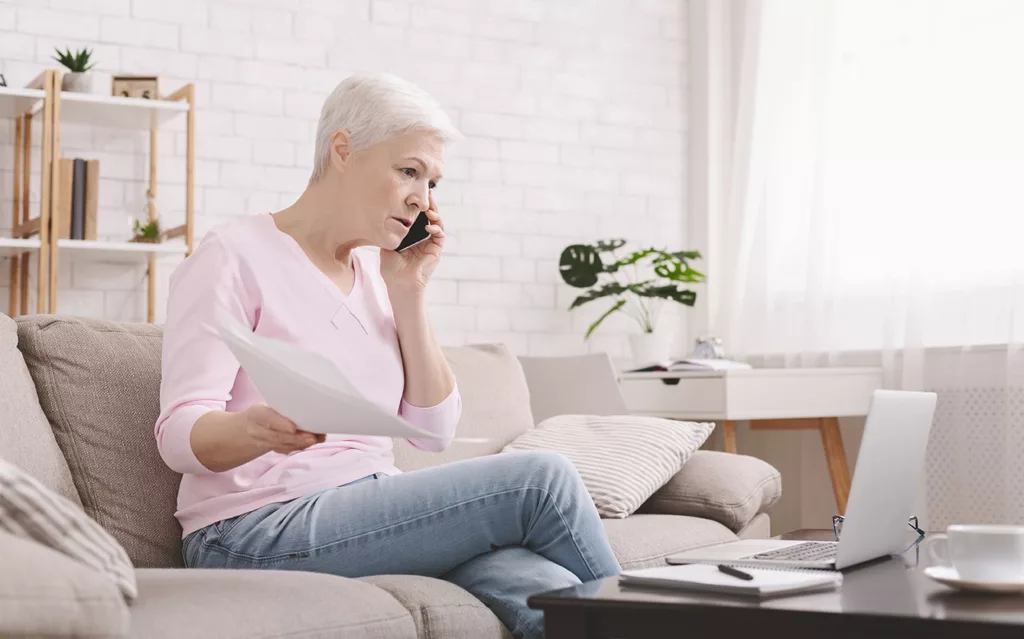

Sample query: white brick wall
[0,0,689,359]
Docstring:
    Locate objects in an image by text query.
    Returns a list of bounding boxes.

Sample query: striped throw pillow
[503,415,715,518]
[0,459,136,601]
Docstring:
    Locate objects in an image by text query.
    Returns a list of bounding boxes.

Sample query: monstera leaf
[668,250,702,261]
[594,239,628,273]
[612,248,658,269]
[569,283,631,309]
[559,244,604,288]
[633,283,698,306]
[653,259,705,283]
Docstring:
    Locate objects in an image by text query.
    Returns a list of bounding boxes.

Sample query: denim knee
[504,450,582,489]
[533,450,575,475]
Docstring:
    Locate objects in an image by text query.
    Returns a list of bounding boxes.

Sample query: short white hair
[310,73,461,183]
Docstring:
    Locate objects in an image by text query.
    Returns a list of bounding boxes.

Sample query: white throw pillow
[502,414,715,518]
[0,459,137,601]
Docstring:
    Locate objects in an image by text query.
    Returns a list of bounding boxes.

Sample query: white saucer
[924,566,1024,594]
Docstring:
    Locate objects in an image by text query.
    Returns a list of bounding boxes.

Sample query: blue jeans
[182,451,621,638]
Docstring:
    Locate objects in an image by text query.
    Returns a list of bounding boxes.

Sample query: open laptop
[667,389,937,571]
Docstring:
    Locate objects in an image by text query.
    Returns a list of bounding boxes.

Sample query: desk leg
[723,420,737,454]
[819,417,851,514]
[747,417,852,514]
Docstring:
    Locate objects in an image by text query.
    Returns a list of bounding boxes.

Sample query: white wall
[0,0,690,359]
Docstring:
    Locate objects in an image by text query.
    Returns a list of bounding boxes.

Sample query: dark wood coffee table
[529,530,1024,638]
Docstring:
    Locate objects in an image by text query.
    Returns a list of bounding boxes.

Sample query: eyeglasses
[832,514,925,545]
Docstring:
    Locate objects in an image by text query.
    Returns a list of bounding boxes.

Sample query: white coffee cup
[925,524,1024,582]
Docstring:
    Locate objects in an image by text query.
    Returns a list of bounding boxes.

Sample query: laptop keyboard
[752,541,838,563]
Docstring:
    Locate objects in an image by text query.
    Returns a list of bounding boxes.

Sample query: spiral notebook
[620,564,843,598]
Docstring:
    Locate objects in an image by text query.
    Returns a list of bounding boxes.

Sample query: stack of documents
[217,312,435,439]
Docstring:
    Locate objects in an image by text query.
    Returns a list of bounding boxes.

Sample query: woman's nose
[408,186,428,211]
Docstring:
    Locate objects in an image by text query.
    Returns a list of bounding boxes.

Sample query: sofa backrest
[16,315,181,569]
[0,314,82,507]
[392,343,535,472]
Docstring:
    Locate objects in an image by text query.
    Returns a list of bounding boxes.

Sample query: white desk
[617,367,884,513]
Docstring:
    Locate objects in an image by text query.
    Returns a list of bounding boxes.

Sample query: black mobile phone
[396,211,431,252]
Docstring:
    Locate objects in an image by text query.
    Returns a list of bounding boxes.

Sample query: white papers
[667,358,753,372]
[627,358,754,374]
[620,564,842,598]
[216,312,437,439]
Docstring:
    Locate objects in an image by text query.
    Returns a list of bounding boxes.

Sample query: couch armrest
[638,451,782,532]
[0,531,129,637]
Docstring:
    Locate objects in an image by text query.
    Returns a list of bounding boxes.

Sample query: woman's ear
[329,129,352,173]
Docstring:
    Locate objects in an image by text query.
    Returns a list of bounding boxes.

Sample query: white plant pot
[629,331,674,366]
[61,72,93,93]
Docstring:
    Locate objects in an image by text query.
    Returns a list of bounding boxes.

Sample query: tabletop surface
[529,529,1024,627]
[618,367,883,381]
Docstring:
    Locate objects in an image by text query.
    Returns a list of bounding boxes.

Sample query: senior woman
[155,73,620,638]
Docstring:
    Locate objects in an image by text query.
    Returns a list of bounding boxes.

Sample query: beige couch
[0,313,781,638]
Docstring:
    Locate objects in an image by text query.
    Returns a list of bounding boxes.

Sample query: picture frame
[111,75,159,100]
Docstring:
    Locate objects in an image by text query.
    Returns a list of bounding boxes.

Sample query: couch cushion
[638,450,782,532]
[132,568,416,638]
[362,574,511,639]
[16,315,182,569]
[603,514,737,570]
[0,313,81,505]
[503,414,714,518]
[0,458,137,600]
[737,512,772,539]
[393,344,534,472]
[0,530,129,638]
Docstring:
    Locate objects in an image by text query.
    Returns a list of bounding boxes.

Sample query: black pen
[717,564,754,581]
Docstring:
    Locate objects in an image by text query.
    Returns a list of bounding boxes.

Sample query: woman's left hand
[380,192,445,297]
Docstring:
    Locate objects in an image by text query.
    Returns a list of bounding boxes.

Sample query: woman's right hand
[235,404,326,454]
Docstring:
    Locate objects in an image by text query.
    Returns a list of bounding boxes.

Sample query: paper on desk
[667,358,753,372]
[216,312,438,439]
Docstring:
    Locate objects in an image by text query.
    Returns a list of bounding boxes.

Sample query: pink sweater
[155,213,461,537]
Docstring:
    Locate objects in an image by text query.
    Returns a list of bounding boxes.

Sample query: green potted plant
[53,47,96,93]
[131,219,161,244]
[559,239,706,364]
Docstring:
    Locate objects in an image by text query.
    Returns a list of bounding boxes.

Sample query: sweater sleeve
[154,233,255,475]
[400,384,462,452]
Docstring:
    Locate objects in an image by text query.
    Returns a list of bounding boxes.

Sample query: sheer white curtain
[715,0,1024,527]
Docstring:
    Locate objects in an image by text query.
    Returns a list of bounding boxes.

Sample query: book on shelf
[56,158,99,241]
[56,158,73,240]
[626,358,753,374]
[71,158,85,240]
[84,159,98,240]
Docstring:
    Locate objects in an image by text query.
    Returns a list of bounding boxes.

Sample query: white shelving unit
[2,77,52,316]
[58,91,189,129]
[56,239,184,263]
[0,87,45,119]
[0,84,189,126]
[3,70,195,322]
[0,237,42,257]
